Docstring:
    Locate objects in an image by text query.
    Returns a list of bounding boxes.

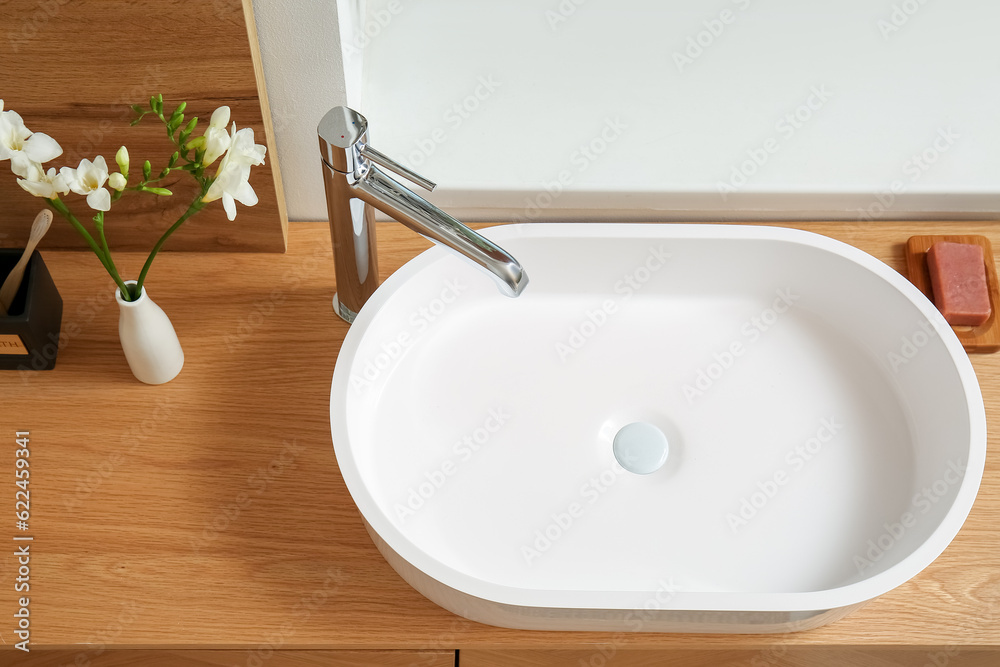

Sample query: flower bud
[109,172,127,191]
[116,146,129,176]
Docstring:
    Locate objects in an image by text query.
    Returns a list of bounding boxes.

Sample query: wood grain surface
[0,220,997,657]
[7,649,454,666]
[462,648,1000,667]
[0,0,287,253]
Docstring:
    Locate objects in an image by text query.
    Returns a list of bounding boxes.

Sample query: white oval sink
[330,223,986,633]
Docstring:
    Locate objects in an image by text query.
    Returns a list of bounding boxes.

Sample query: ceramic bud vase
[115,280,184,384]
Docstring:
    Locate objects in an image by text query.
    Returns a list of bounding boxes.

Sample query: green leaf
[142,160,152,180]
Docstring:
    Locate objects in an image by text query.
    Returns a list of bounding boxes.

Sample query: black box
[0,250,63,371]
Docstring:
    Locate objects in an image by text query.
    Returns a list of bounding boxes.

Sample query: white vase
[115,281,184,384]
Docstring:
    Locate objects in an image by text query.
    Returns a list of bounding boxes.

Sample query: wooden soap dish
[905,235,1000,353]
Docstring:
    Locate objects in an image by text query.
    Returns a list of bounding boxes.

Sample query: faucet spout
[318,106,528,323]
[354,165,528,298]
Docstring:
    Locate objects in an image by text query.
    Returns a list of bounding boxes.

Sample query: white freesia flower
[61,156,112,212]
[203,124,266,221]
[0,99,63,178]
[16,160,70,199]
[201,106,232,166]
[109,172,127,191]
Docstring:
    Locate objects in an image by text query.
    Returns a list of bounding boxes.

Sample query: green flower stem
[134,194,208,298]
[46,198,131,299]
[46,198,102,258]
[137,175,172,186]
[93,213,130,301]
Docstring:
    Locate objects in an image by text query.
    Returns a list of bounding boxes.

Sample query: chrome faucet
[318,106,528,323]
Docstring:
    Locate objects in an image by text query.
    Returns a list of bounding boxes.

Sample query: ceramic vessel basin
[330,223,986,633]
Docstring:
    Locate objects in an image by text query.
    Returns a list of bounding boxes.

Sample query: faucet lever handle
[360,145,436,192]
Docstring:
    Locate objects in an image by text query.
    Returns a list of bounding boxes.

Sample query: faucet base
[333,293,358,324]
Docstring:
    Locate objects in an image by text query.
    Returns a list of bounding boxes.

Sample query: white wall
[252,0,1000,223]
[251,0,355,222]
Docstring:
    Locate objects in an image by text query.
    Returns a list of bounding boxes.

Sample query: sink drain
[613,422,669,475]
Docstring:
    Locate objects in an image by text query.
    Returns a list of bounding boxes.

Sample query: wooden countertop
[1,220,998,653]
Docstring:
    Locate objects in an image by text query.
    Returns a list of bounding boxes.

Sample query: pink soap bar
[927,242,991,326]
